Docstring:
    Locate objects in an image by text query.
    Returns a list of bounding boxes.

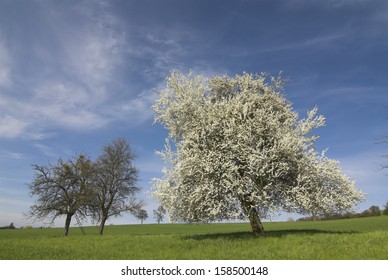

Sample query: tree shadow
[184,229,358,241]
[267,229,358,237]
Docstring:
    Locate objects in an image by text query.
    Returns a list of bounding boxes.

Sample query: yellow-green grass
[1,216,388,260]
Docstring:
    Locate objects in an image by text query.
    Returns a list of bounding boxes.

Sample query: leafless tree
[153,205,166,224]
[380,135,388,170]
[27,154,93,236]
[90,138,143,235]
[135,209,148,224]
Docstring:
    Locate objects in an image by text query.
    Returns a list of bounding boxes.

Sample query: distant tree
[383,201,388,215]
[0,223,16,229]
[153,205,166,224]
[89,138,143,235]
[368,205,381,216]
[135,209,148,224]
[27,154,93,236]
[379,133,388,170]
[378,118,388,192]
[152,71,364,236]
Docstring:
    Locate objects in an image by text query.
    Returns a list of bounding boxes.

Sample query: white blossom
[152,71,364,235]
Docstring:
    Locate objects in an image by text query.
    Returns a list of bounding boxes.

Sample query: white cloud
[312,85,387,107]
[66,33,124,85]
[106,88,158,124]
[0,151,24,160]
[234,32,348,58]
[0,1,156,140]
[0,67,10,87]
[125,27,198,81]
[32,82,110,130]
[0,38,11,87]
[33,143,58,158]
[0,116,28,139]
[335,149,387,208]
[0,187,27,196]
[0,197,31,208]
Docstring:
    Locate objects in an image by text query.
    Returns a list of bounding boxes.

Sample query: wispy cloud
[33,143,59,158]
[108,94,156,124]
[0,190,31,209]
[277,33,346,51]
[0,1,156,140]
[336,149,387,209]
[307,85,388,107]
[0,151,24,160]
[234,32,348,58]
[0,116,27,139]
[0,38,11,87]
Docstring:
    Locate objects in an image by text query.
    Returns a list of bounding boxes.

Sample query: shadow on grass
[185,229,358,240]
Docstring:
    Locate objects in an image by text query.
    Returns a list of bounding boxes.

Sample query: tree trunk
[99,216,107,235]
[248,207,265,237]
[64,213,73,236]
[240,199,265,237]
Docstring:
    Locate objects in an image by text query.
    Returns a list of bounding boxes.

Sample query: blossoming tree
[152,71,364,236]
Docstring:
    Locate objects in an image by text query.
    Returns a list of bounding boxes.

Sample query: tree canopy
[152,71,364,236]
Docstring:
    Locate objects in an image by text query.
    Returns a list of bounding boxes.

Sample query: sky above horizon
[1,0,387,228]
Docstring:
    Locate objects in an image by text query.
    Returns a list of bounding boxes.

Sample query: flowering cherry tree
[152,71,364,236]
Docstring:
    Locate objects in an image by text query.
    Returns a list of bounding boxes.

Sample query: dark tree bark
[247,207,265,237]
[241,199,265,237]
[64,213,73,237]
[99,217,107,235]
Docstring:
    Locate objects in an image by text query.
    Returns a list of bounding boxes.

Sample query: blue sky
[0,0,387,227]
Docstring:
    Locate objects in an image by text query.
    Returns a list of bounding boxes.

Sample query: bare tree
[380,135,388,170]
[153,205,166,224]
[383,201,388,215]
[135,209,148,224]
[90,138,143,235]
[27,154,93,236]
[377,109,388,170]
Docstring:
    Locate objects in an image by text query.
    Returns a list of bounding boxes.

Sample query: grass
[1,216,388,259]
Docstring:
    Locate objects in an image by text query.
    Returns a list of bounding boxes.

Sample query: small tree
[153,205,166,224]
[379,133,388,170]
[27,154,93,236]
[89,138,143,235]
[135,209,148,224]
[383,201,388,215]
[152,71,364,236]
[368,205,381,216]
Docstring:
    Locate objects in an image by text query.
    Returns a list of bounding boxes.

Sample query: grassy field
[1,215,388,260]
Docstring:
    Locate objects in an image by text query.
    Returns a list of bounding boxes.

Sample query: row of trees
[298,203,388,221]
[27,138,144,236]
[0,223,16,230]
[135,205,167,224]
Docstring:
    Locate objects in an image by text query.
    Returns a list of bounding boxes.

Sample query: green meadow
[1,215,388,260]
